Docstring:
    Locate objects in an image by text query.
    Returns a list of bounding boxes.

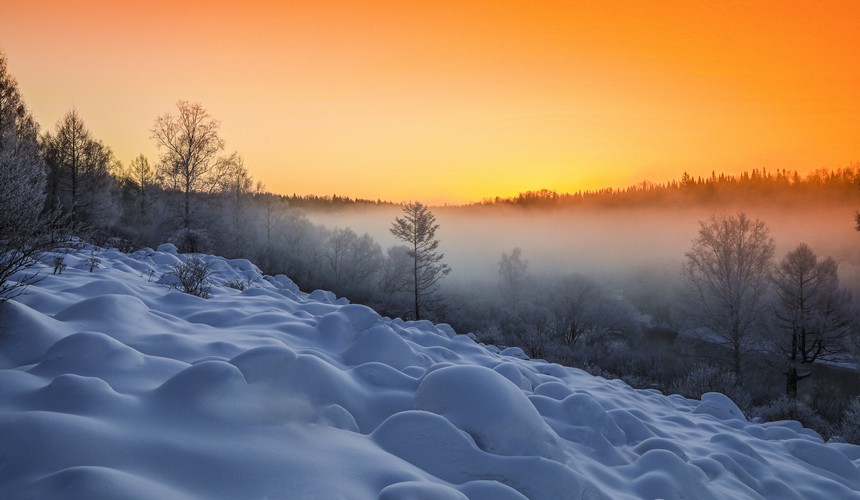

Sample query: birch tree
[682,213,775,377]
[151,101,238,243]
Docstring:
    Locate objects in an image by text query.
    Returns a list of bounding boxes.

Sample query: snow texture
[1,245,859,499]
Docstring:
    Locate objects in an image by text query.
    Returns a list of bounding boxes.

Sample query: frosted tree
[682,212,775,377]
[127,154,154,238]
[223,156,252,255]
[547,274,607,347]
[772,243,854,397]
[42,109,115,226]
[324,227,355,290]
[390,202,450,320]
[498,247,529,309]
[0,51,51,302]
[378,244,413,315]
[151,101,240,248]
[321,227,384,300]
[251,184,289,272]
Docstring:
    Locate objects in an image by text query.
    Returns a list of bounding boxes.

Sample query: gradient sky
[4,0,860,204]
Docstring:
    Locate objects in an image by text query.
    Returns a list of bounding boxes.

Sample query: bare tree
[547,274,606,347]
[251,183,289,272]
[151,101,238,238]
[172,257,212,298]
[498,247,529,309]
[772,243,854,397]
[323,227,383,298]
[223,156,252,255]
[682,212,775,377]
[324,227,353,290]
[377,244,414,317]
[42,109,114,226]
[390,202,450,320]
[126,154,154,239]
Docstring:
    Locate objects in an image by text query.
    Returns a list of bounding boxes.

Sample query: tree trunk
[184,183,191,232]
[731,331,742,379]
[413,239,420,320]
[786,367,799,399]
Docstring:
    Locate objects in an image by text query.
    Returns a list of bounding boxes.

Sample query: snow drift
[1,244,859,499]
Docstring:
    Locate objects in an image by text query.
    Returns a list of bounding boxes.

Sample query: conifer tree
[390,202,450,320]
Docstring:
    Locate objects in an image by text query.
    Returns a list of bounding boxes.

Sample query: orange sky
[4,0,860,204]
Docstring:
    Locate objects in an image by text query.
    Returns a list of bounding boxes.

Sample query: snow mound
[0,244,858,499]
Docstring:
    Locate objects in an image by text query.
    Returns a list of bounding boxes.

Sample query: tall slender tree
[682,212,775,377]
[43,109,113,226]
[498,247,529,309]
[390,201,450,320]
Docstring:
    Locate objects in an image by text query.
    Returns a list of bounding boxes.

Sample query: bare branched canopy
[151,101,241,232]
[682,212,775,376]
[43,109,113,226]
[772,243,854,396]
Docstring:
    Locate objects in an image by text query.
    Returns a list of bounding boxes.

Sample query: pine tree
[390,202,450,320]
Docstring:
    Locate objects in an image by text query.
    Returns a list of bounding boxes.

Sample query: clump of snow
[0,244,858,499]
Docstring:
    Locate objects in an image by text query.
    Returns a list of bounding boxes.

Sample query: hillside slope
[1,244,859,499]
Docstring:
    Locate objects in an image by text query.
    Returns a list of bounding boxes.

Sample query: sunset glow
[4,0,860,204]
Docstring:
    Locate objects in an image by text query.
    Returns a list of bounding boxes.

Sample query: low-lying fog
[305,204,860,295]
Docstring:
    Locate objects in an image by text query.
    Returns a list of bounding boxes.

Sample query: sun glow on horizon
[4,0,860,204]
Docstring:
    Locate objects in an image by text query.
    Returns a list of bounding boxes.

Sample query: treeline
[283,194,397,211]
[0,51,418,318]
[474,167,860,209]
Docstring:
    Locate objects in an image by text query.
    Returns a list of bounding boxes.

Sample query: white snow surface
[1,244,859,499]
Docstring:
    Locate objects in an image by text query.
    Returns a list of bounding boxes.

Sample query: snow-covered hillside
[1,245,859,499]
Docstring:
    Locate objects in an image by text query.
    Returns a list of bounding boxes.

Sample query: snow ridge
[1,244,858,499]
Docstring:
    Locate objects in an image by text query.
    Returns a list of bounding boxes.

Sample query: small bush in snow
[87,252,100,272]
[752,396,834,439]
[671,362,752,411]
[173,257,212,298]
[170,228,212,254]
[224,278,249,291]
[53,256,66,275]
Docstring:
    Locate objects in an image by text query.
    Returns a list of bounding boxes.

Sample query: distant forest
[285,166,860,212]
[473,167,860,209]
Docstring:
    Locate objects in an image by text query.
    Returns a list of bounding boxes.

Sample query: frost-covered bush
[170,228,212,254]
[752,396,834,439]
[671,362,752,410]
[224,278,249,291]
[838,397,860,444]
[173,257,212,298]
[87,252,101,272]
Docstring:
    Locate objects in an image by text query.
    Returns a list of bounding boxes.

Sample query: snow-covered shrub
[752,396,834,438]
[173,257,212,298]
[224,278,249,291]
[170,228,212,254]
[87,252,100,272]
[671,362,751,410]
[838,397,860,444]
